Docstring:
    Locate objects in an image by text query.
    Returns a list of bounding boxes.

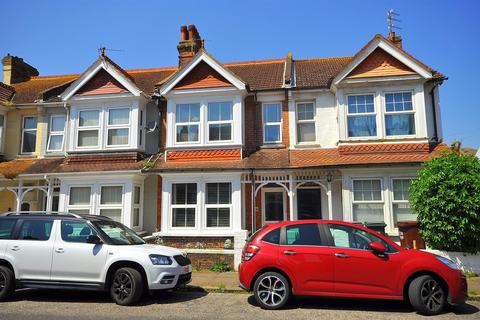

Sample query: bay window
[385,92,415,136]
[171,183,197,228]
[206,183,231,228]
[347,95,376,137]
[208,102,232,142]
[99,185,123,222]
[47,115,66,152]
[263,103,282,143]
[107,108,130,146]
[352,179,384,223]
[77,110,100,147]
[176,103,200,143]
[21,116,37,154]
[392,179,417,226]
[296,102,316,143]
[132,185,141,228]
[68,186,92,214]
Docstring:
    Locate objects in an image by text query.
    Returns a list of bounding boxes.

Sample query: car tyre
[110,267,144,306]
[0,266,15,301]
[254,272,290,310]
[408,275,446,315]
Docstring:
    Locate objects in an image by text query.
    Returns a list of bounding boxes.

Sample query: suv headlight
[149,254,172,265]
[436,256,461,270]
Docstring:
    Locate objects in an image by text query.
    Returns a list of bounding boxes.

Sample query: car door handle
[11,246,20,251]
[335,253,350,258]
[55,248,64,253]
[283,250,297,256]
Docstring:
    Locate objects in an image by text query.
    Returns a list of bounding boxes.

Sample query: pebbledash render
[0,25,447,269]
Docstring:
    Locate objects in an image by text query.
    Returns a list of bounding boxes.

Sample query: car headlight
[436,256,461,270]
[149,254,172,265]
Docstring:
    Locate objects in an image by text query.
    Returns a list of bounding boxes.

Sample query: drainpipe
[429,82,440,143]
[63,102,69,156]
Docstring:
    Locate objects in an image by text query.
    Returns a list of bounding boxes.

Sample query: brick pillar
[156,175,162,231]
[244,183,252,232]
[255,189,262,230]
[282,91,290,147]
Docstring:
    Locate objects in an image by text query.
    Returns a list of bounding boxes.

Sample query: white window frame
[262,103,283,144]
[296,101,316,144]
[66,185,93,214]
[383,91,416,137]
[132,184,143,230]
[171,182,198,229]
[206,102,233,143]
[76,108,101,149]
[175,103,201,144]
[21,116,37,155]
[205,182,233,229]
[47,114,66,152]
[346,94,377,138]
[391,177,416,227]
[106,107,131,147]
[98,184,124,222]
[351,178,384,222]
[262,187,287,224]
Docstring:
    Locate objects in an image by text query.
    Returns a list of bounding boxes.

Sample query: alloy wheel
[420,279,444,313]
[257,275,287,307]
[0,272,5,293]
[113,272,133,302]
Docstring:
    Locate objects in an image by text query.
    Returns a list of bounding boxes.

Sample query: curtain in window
[78,130,98,146]
[69,187,91,205]
[108,128,129,145]
[100,209,122,222]
[347,116,377,137]
[109,108,130,125]
[100,186,123,205]
[385,114,415,136]
[79,111,99,126]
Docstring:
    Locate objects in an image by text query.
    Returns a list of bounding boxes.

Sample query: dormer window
[176,103,200,143]
[385,92,415,136]
[207,102,232,142]
[347,95,376,137]
[77,110,100,147]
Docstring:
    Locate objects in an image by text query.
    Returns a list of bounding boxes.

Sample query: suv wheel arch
[105,261,148,292]
[0,259,15,278]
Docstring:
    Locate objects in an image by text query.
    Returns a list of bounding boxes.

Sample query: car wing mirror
[369,241,386,253]
[86,235,102,245]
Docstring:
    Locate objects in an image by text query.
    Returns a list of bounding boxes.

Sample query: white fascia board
[332,38,432,86]
[159,51,246,96]
[60,59,143,101]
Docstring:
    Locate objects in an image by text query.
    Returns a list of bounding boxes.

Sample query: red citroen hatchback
[238,220,467,315]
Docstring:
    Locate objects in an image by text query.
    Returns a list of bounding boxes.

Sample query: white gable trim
[60,58,143,101]
[159,51,246,96]
[333,38,432,86]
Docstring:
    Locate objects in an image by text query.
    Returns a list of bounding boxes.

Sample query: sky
[2,0,479,148]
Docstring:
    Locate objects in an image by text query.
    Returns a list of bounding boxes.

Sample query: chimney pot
[180,25,188,41]
[188,24,195,40]
[177,24,203,68]
[388,31,403,49]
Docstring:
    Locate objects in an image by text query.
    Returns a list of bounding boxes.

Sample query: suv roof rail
[3,211,83,219]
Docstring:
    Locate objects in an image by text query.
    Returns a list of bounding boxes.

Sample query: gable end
[76,68,129,96]
[173,61,233,90]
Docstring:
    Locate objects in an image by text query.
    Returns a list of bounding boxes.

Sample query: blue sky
[2,0,479,148]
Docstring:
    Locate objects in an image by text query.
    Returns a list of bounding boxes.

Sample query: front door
[50,220,108,283]
[263,189,286,223]
[297,188,322,220]
[277,223,335,295]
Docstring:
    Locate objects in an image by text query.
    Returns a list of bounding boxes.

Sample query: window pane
[22,131,37,153]
[206,208,230,227]
[100,209,122,223]
[173,208,195,227]
[51,116,65,132]
[0,219,16,239]
[263,104,281,122]
[297,103,314,120]
[393,179,411,201]
[48,135,63,151]
[108,108,130,125]
[265,192,284,221]
[0,115,4,126]
[262,228,280,244]
[286,223,322,246]
[172,183,197,205]
[176,124,199,142]
[79,110,99,127]
[68,209,90,215]
[385,114,415,136]
[108,128,129,145]
[134,186,141,204]
[297,122,316,142]
[348,115,377,137]
[347,95,374,114]
[385,93,413,112]
[19,220,53,241]
[209,123,232,141]
[328,224,393,251]
[353,203,384,223]
[208,102,232,121]
[23,117,37,129]
[264,124,281,142]
[353,180,382,201]
[393,203,417,226]
[133,208,140,226]
[100,186,123,205]
[176,103,200,122]
[78,130,98,147]
[206,183,231,204]
[69,187,91,205]
[61,221,97,243]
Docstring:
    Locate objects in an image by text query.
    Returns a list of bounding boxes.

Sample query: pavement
[190,270,241,292]
[0,289,479,320]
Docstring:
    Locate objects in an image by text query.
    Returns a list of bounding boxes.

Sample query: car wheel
[253,272,290,310]
[408,275,446,315]
[0,266,15,301]
[110,267,144,306]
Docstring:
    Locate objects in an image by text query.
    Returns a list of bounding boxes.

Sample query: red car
[238,220,467,315]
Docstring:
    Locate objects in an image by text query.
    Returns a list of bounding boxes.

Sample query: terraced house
[0,25,447,268]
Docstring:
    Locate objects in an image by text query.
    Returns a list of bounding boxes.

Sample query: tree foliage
[410,150,480,253]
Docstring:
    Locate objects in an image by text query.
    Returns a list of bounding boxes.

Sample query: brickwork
[188,253,234,270]
[156,236,234,250]
[281,91,290,147]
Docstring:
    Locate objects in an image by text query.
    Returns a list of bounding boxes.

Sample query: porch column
[15,181,23,212]
[327,181,333,220]
[46,180,53,211]
[288,174,294,221]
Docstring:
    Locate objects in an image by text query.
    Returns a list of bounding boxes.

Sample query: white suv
[0,213,192,305]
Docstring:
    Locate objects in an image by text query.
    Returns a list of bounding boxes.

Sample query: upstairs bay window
[347,95,376,137]
[21,116,38,154]
[296,102,316,143]
[176,103,200,143]
[172,183,197,228]
[208,102,232,142]
[385,92,415,136]
[107,108,130,146]
[47,115,66,152]
[77,110,100,147]
[352,179,384,223]
[206,183,232,228]
[263,103,282,144]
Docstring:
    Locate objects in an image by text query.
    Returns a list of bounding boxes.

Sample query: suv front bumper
[148,264,192,290]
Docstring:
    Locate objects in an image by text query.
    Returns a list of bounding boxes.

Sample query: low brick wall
[153,236,234,250]
[188,252,234,270]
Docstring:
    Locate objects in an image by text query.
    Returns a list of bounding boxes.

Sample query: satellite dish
[146,121,158,133]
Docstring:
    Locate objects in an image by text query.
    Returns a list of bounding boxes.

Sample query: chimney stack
[177,24,204,68]
[2,54,39,85]
[388,31,403,49]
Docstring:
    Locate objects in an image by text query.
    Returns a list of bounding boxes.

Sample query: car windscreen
[92,220,145,245]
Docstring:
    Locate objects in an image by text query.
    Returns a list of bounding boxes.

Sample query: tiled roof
[225,59,286,91]
[0,82,15,104]
[295,57,352,89]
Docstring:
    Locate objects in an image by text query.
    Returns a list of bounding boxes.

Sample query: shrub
[211,261,231,273]
[409,150,480,253]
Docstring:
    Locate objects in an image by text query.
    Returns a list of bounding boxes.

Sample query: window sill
[294,143,321,149]
[260,144,286,149]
